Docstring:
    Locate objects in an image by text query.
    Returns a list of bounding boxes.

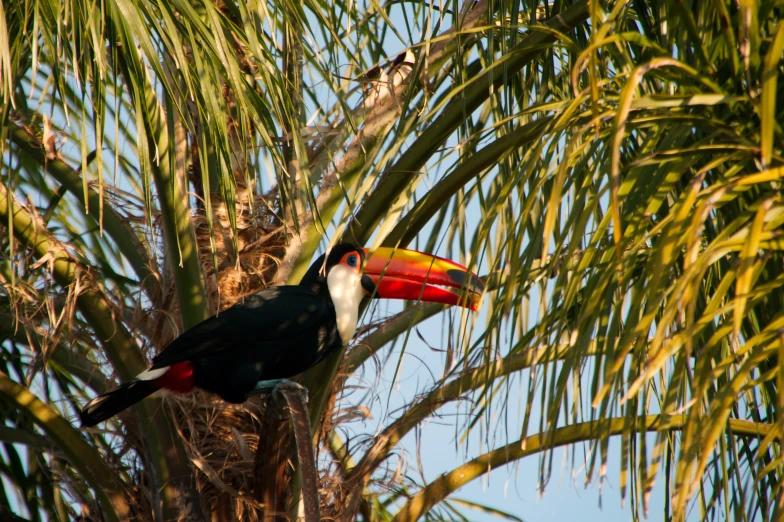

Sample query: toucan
[80,244,483,427]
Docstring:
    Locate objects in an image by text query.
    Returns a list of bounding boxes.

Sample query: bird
[80,243,483,427]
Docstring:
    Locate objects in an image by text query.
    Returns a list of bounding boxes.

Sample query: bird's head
[302,243,484,311]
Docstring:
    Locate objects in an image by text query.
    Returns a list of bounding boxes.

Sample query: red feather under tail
[152,362,195,393]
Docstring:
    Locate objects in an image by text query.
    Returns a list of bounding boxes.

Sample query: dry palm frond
[193,188,286,315]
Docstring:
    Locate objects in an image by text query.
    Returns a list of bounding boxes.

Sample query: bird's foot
[249,379,309,404]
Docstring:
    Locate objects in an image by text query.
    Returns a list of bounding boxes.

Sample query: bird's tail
[79,380,159,427]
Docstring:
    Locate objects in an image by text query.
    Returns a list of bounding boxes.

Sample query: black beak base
[361,274,377,296]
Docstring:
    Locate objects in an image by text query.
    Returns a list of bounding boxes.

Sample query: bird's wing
[151,286,329,368]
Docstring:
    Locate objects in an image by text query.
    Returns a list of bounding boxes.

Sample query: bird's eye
[346,254,358,267]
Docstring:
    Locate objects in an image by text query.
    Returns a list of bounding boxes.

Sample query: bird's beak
[360,247,484,311]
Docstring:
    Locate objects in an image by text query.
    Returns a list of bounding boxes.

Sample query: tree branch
[344,0,590,246]
[0,374,132,522]
[0,182,146,379]
[113,29,208,331]
[279,385,321,522]
[8,123,160,303]
[382,118,551,248]
[340,342,583,519]
[0,313,111,394]
[345,272,511,378]
[391,415,772,522]
[0,181,201,522]
[277,0,495,286]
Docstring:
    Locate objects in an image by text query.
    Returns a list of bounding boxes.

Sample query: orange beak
[360,247,484,311]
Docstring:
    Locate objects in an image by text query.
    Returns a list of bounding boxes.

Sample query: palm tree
[2,0,784,520]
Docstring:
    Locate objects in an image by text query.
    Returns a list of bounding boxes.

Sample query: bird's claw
[250,379,309,404]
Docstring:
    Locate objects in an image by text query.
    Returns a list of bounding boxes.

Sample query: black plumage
[156,285,339,403]
[80,244,360,427]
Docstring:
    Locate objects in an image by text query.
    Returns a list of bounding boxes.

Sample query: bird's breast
[335,305,358,344]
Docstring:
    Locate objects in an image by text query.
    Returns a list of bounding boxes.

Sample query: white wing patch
[136,367,169,381]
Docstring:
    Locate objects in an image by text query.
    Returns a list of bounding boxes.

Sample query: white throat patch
[326,264,366,343]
